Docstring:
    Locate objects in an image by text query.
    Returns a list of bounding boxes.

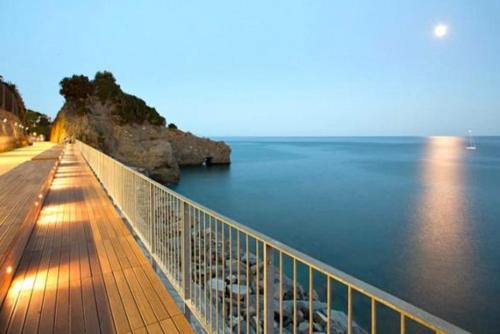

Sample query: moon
[434,24,449,38]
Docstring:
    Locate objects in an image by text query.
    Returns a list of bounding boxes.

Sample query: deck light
[2,118,6,123]
[35,201,39,206]
[6,266,12,274]
[14,122,17,126]
[38,194,43,199]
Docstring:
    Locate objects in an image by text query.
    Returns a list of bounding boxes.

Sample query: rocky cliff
[0,78,29,152]
[50,71,230,183]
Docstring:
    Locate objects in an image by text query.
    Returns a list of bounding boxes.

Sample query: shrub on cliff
[168,123,178,129]
[113,93,165,126]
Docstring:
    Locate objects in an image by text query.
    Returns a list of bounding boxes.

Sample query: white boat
[466,130,477,150]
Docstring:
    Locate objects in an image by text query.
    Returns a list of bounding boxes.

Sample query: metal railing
[76,140,469,334]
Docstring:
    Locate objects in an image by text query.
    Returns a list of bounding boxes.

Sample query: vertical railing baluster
[263,243,274,334]
[149,183,155,256]
[400,314,406,334]
[215,219,219,332]
[182,201,191,308]
[195,207,199,309]
[348,286,352,334]
[178,199,182,283]
[208,216,212,331]
[237,230,241,334]
[293,259,297,334]
[279,252,283,334]
[309,267,313,334]
[229,227,233,333]
[189,206,194,306]
[256,240,260,334]
[203,213,208,323]
[167,194,172,278]
[327,277,331,334]
[371,298,376,334]
[246,235,250,334]
[222,222,226,331]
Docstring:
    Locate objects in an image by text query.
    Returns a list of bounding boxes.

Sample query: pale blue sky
[1,0,499,136]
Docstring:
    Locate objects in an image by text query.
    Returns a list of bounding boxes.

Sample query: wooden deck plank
[92,273,116,333]
[146,322,164,334]
[0,249,32,332]
[69,278,85,333]
[103,272,132,333]
[38,187,64,334]
[4,250,42,333]
[172,314,194,334]
[131,266,171,321]
[113,270,144,330]
[22,202,57,333]
[54,246,70,333]
[123,267,158,326]
[81,276,101,334]
[160,318,180,334]
[140,265,183,318]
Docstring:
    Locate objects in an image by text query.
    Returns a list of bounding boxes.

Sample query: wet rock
[228,284,249,301]
[208,278,226,295]
[242,253,257,266]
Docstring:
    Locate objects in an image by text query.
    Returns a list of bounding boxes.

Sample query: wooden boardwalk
[0,145,193,333]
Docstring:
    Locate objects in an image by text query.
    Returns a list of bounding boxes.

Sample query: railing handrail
[76,140,469,334]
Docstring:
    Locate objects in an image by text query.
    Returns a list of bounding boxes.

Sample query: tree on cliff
[59,75,94,101]
[94,71,121,103]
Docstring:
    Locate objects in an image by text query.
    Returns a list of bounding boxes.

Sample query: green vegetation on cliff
[59,71,165,126]
[25,109,51,138]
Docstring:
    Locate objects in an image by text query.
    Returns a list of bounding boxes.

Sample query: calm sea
[171,137,500,333]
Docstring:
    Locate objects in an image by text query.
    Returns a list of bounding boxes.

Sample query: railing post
[264,243,275,334]
[147,183,156,255]
[149,183,156,270]
[182,201,191,306]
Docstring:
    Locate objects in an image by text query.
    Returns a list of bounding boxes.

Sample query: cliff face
[0,80,29,152]
[50,72,230,183]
